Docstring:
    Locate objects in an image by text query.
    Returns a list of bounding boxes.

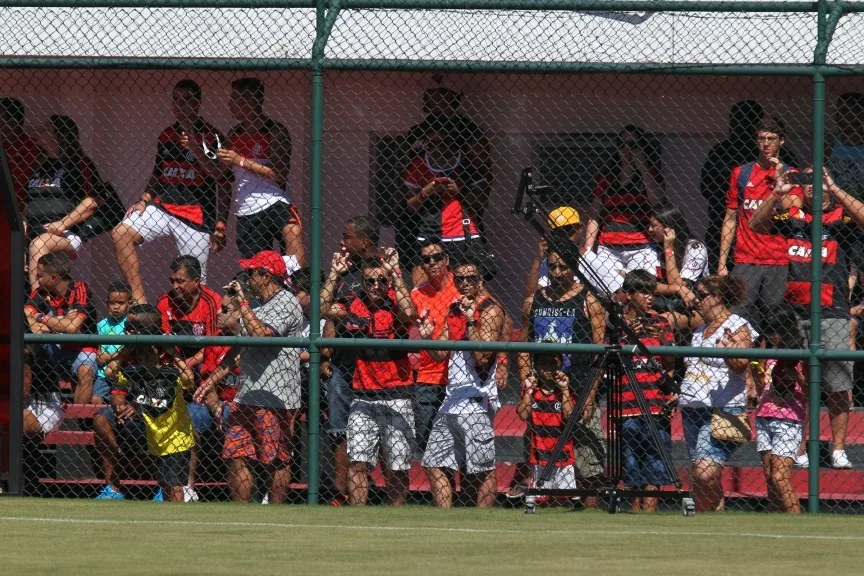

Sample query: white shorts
[25,393,64,433]
[421,410,496,474]
[347,397,415,471]
[756,417,803,460]
[532,464,577,490]
[593,244,660,293]
[63,231,83,256]
[122,205,210,282]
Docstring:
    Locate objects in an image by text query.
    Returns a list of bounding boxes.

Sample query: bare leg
[760,451,780,512]
[348,462,369,505]
[333,438,349,496]
[425,467,453,508]
[188,433,199,487]
[112,223,146,304]
[828,390,852,452]
[227,458,254,502]
[770,454,800,513]
[469,470,497,508]
[267,462,292,505]
[164,485,185,502]
[387,470,409,506]
[23,409,42,436]
[92,413,120,490]
[281,223,305,268]
[74,363,94,405]
[692,460,725,512]
[640,485,659,513]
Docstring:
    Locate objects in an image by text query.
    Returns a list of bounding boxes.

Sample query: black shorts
[156,451,191,488]
[236,201,301,258]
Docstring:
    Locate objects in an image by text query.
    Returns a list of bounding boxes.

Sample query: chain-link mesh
[2,4,864,513]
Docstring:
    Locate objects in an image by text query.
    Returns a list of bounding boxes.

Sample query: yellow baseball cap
[547,206,581,229]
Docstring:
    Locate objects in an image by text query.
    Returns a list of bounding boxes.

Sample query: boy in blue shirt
[93,281,132,403]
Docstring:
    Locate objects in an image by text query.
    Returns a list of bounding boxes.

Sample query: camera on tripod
[512,168,554,221]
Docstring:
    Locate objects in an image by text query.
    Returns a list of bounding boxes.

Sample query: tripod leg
[536,352,609,487]
[619,360,681,490]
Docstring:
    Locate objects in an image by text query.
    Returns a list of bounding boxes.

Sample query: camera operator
[218,250,304,504]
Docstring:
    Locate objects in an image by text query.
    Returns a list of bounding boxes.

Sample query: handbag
[710,408,752,443]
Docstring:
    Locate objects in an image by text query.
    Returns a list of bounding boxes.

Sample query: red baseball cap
[238,250,287,278]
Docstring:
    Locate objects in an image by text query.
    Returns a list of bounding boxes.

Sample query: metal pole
[7,229,24,495]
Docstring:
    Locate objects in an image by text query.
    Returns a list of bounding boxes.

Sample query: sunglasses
[454,274,480,284]
[421,252,446,265]
[363,276,389,287]
[547,264,570,273]
[221,305,236,314]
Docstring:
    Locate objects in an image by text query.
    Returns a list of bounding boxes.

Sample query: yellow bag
[710,409,752,443]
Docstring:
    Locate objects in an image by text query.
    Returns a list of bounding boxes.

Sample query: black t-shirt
[526,288,594,376]
[330,262,366,369]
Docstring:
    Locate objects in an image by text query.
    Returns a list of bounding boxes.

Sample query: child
[619,270,676,512]
[754,304,805,513]
[93,281,132,404]
[105,304,195,502]
[517,351,576,503]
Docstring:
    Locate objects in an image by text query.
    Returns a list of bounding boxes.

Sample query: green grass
[1,498,862,575]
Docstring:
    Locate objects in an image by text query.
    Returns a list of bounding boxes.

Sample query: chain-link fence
[3,1,864,513]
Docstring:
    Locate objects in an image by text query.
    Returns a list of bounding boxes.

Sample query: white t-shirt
[440,351,500,416]
[680,314,757,409]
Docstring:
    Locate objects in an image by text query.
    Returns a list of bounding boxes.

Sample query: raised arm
[321,252,350,321]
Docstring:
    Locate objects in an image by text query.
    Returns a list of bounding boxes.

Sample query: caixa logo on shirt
[788,244,828,259]
[742,198,764,211]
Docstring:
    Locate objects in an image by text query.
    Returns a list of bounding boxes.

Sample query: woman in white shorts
[23,115,123,290]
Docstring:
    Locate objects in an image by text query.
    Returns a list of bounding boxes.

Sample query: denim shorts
[186,401,213,434]
[93,377,112,400]
[620,416,675,488]
[681,406,744,465]
[327,365,355,438]
[41,344,97,381]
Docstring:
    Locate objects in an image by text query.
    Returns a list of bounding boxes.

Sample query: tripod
[512,168,692,515]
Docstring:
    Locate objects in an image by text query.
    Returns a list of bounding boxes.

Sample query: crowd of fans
[6,80,864,512]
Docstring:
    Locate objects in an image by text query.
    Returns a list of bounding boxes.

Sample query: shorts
[620,416,675,488]
[573,406,606,479]
[93,376,112,400]
[731,263,788,334]
[421,409,495,475]
[801,317,853,393]
[594,244,660,293]
[156,451,191,488]
[122,205,210,282]
[187,401,213,434]
[756,417,803,460]
[327,365,355,439]
[347,396,415,471]
[25,393,64,433]
[413,383,447,453]
[236,201,301,259]
[222,403,294,465]
[41,345,97,382]
[96,407,148,452]
[681,406,743,466]
[63,230,83,255]
[531,464,577,490]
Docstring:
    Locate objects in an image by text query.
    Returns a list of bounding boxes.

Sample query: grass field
[1,498,863,575]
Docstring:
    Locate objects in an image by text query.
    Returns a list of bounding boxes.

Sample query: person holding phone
[750,167,864,469]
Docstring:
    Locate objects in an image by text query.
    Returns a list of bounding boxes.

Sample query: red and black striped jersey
[529,385,575,467]
[614,313,674,417]
[595,170,658,246]
[26,280,98,352]
[157,285,221,361]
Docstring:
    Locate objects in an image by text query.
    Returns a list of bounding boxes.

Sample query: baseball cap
[547,206,581,229]
[238,250,287,278]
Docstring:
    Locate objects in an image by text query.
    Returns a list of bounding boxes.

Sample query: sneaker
[832,450,852,469]
[94,484,125,500]
[505,485,526,500]
[152,488,164,502]
[183,485,199,502]
[261,494,269,505]
[794,453,810,468]
[330,494,349,507]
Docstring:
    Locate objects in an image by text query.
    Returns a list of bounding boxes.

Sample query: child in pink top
[753,304,805,513]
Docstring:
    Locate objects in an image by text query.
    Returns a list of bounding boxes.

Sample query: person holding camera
[750,167,864,470]
[718,118,798,334]
[583,125,664,293]
[218,250,303,504]
[418,255,506,508]
[322,247,417,506]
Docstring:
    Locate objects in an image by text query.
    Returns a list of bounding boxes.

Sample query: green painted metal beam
[2,1,315,7]
[337,0,823,11]
[0,57,314,70]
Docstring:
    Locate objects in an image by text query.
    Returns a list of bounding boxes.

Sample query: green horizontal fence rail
[5,0,860,512]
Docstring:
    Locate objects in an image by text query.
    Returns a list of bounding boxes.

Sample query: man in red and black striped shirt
[618,270,676,512]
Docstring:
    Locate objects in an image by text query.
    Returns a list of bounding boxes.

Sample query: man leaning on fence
[418,253,506,509]
[219,250,304,504]
[322,247,417,506]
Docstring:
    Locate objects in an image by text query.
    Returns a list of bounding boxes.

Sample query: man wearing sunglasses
[418,255,506,508]
[322,248,417,505]
[410,239,460,454]
[221,250,304,504]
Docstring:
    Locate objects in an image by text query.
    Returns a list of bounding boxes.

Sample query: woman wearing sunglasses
[679,275,757,512]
